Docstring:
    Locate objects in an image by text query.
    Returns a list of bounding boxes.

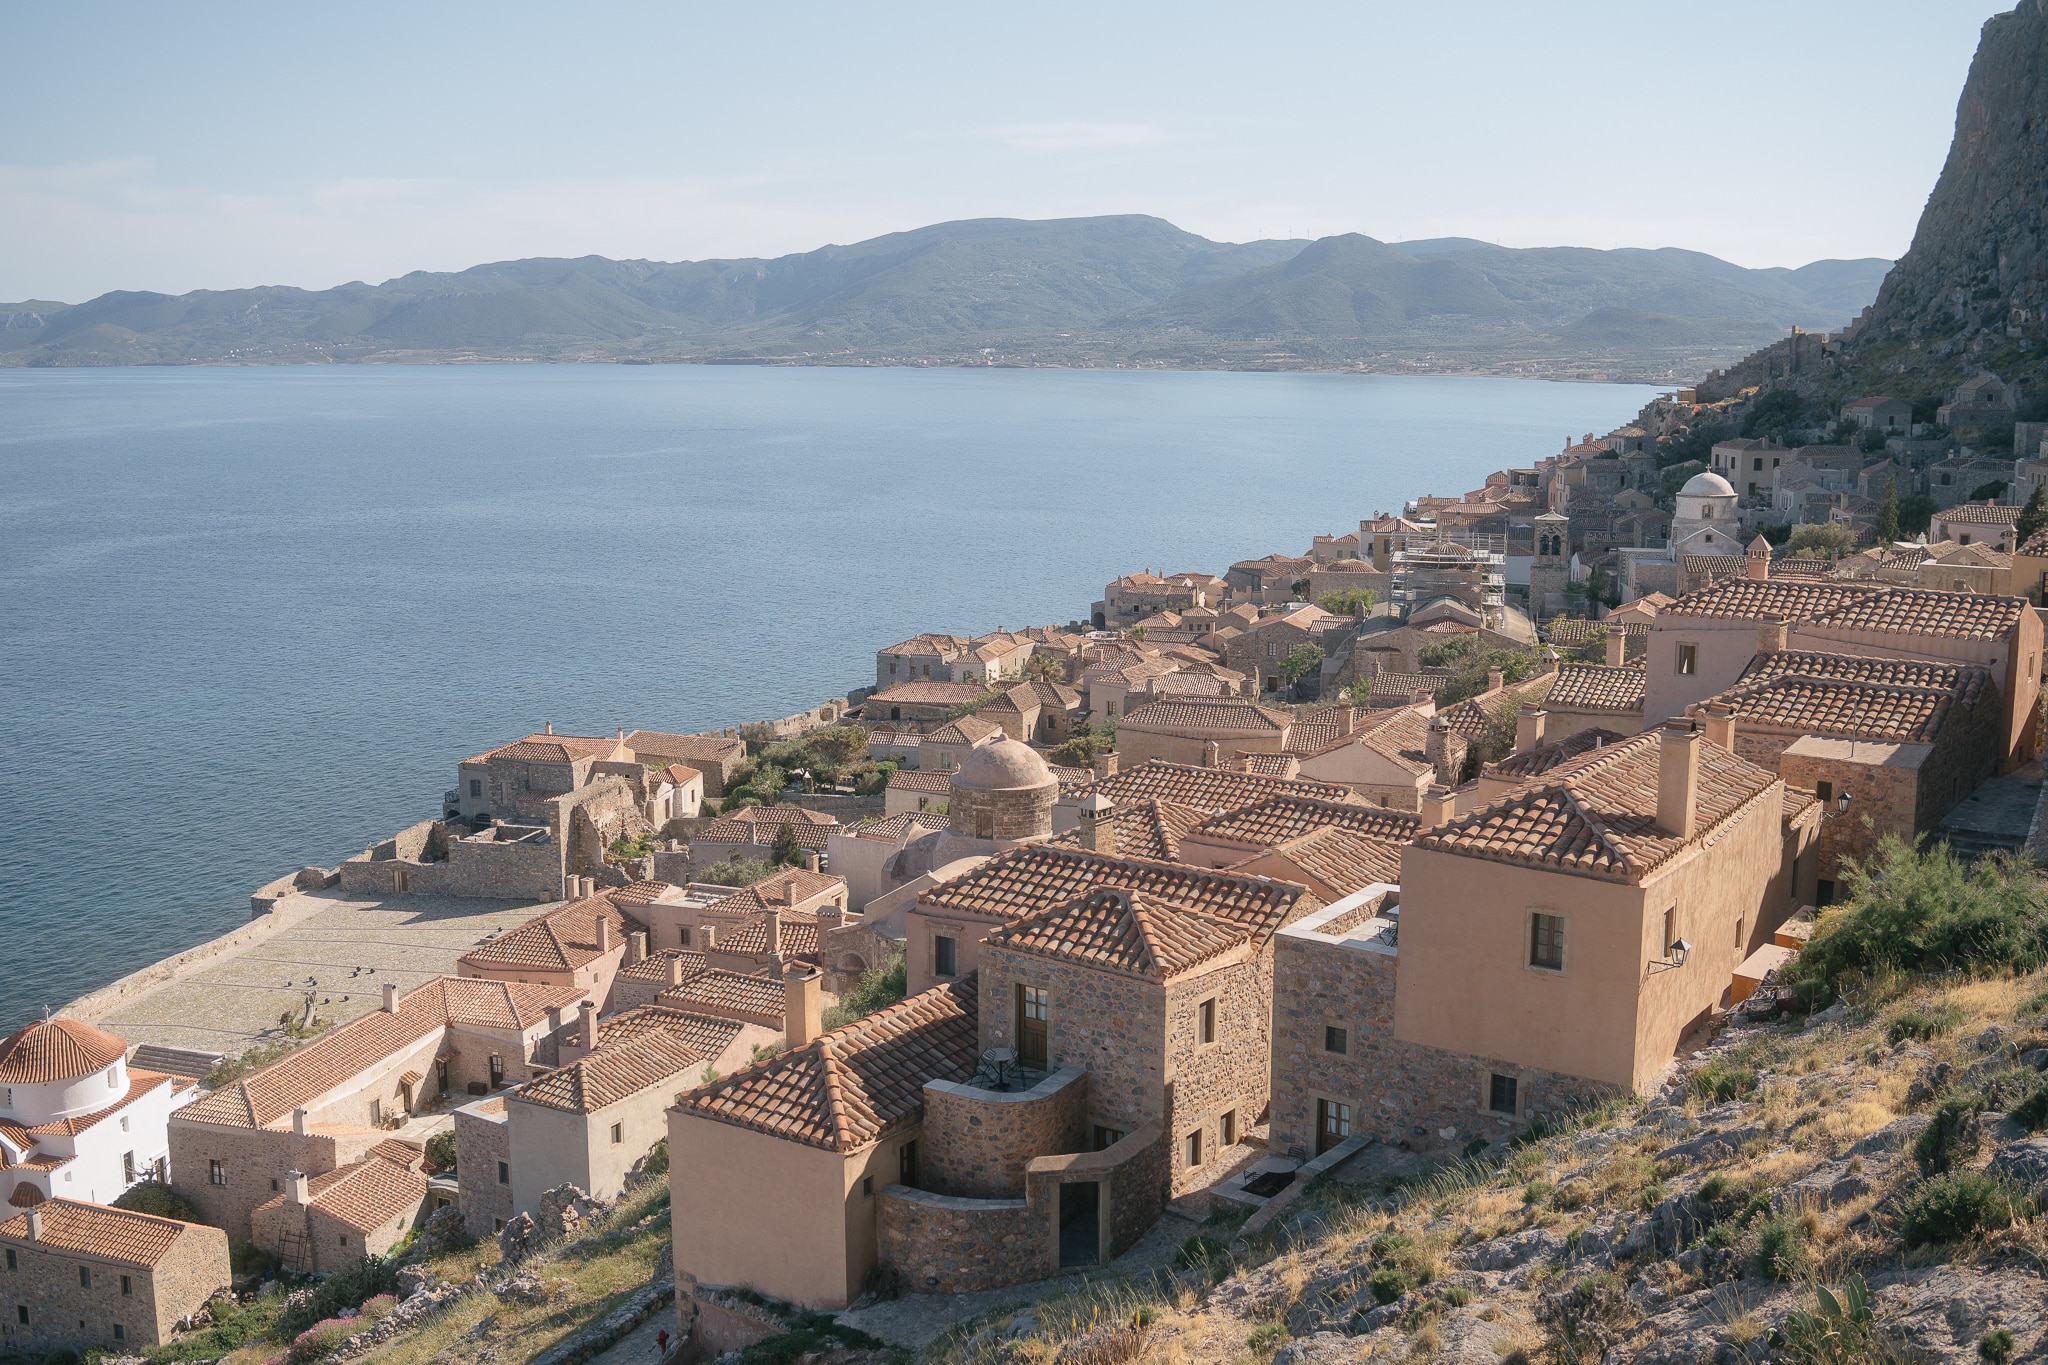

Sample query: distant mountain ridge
[0,214,1890,380]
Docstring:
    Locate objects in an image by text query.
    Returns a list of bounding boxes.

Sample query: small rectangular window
[80,1267,91,1289]
[610,1123,623,1145]
[1663,906,1678,955]
[899,1140,918,1186]
[861,1175,874,1197]
[469,779,482,798]
[1197,999,1217,1045]
[1815,780,1833,804]
[1220,1110,1237,1147]
[1185,1129,1203,1167]
[1489,1073,1519,1116]
[113,1323,125,1343]
[16,1305,26,1325]
[121,1275,132,1297]
[4,1249,13,1270]
[678,925,691,947]
[1093,1126,1125,1151]
[932,934,957,979]
[1530,913,1565,971]
[1676,643,1698,676]
[1322,1025,1348,1056]
[209,1159,226,1186]
[497,1161,510,1186]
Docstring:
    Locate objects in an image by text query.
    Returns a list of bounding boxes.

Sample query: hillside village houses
[34,385,2048,1359]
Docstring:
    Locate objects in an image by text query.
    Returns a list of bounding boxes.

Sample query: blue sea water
[0,365,1656,1025]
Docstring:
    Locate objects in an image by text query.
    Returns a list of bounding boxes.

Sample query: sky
[0,1,2014,302]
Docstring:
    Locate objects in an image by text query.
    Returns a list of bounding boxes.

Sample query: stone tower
[946,738,1057,843]
[1529,511,1570,619]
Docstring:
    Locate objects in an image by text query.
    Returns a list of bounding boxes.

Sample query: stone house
[860,681,990,726]
[1220,606,1342,693]
[450,1097,513,1237]
[1709,437,1790,488]
[1113,699,1294,769]
[919,715,1003,772]
[1092,572,1226,629]
[1043,798,1205,863]
[1174,793,1419,871]
[623,731,748,798]
[453,728,628,825]
[1856,459,1911,501]
[167,978,580,1240]
[1928,455,2016,509]
[1306,560,1389,603]
[1931,500,2023,551]
[1226,553,1316,604]
[980,680,1082,744]
[959,632,1037,684]
[249,1146,429,1273]
[686,807,839,867]
[1289,706,1460,808]
[1050,757,1350,834]
[0,1201,229,1356]
[1841,396,1913,433]
[458,894,632,1007]
[875,633,970,689]
[1686,651,2001,901]
[0,1018,194,1211]
[883,769,952,817]
[1936,374,2020,428]
[605,950,710,1013]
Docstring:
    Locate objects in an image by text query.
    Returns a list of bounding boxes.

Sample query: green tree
[1787,521,1856,559]
[1418,634,1537,706]
[1875,478,1900,544]
[770,823,804,867]
[1290,576,1312,597]
[695,856,778,888]
[2017,483,2048,549]
[1025,652,1065,682]
[1899,493,1937,536]
[1860,426,1891,453]
[1969,479,2010,502]
[1316,587,1377,616]
[1278,642,1323,684]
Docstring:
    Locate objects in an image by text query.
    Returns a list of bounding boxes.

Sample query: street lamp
[1836,790,1853,814]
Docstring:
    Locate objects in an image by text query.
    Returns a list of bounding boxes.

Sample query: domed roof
[1679,471,1736,499]
[0,1017,127,1084]
[950,738,1055,792]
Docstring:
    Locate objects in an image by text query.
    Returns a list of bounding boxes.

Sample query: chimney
[1093,751,1119,781]
[1657,721,1702,840]
[1605,630,1625,667]
[700,923,717,949]
[816,899,843,931]
[1419,786,1457,830]
[616,727,624,741]
[1079,792,1117,856]
[1701,702,1737,751]
[1757,618,1788,655]
[595,916,611,954]
[626,931,646,967]
[1515,706,1548,754]
[804,852,820,874]
[764,910,782,959]
[784,966,823,1048]
[1336,707,1357,738]
[1746,535,1771,581]
[287,1170,309,1205]
[582,875,598,899]
[25,1207,42,1240]
[1486,666,1504,694]
[580,1000,599,1047]
[292,1107,309,1137]
[544,721,554,735]
[1202,739,1221,768]
[666,954,685,987]
[1425,714,1453,776]
[382,983,398,1013]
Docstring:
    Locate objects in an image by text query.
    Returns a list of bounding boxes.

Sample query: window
[120,1276,131,1297]
[1530,913,1566,971]
[1662,906,1679,957]
[489,1055,505,1085]
[120,1117,128,1133]
[1221,1110,1237,1147]
[113,1324,125,1343]
[932,934,957,979]
[123,1151,136,1182]
[370,1099,382,1125]
[80,1267,91,1289]
[610,1123,623,1145]
[861,1176,873,1197]
[15,1306,25,1326]
[974,809,994,838]
[109,1069,119,1089]
[678,925,692,947]
[209,1159,226,1186]
[1322,1025,1349,1056]
[339,1234,347,1246]
[1817,879,1837,906]
[1676,643,1697,676]
[494,1218,506,1233]
[1197,999,1217,1045]
[1093,1126,1125,1151]
[1315,1098,1351,1155]
[899,1140,919,1186]
[1734,916,1745,949]
[1488,1073,1519,1116]
[5,1250,13,1270]
[1185,1129,1203,1168]
[469,778,482,798]
[1753,457,1764,472]
[1017,985,1050,1069]
[1814,780,1833,804]
[497,1161,510,1186]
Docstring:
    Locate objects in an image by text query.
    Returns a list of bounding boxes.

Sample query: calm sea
[0,365,1656,1025]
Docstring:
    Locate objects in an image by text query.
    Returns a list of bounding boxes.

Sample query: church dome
[1679,471,1736,499]
[951,738,1055,792]
[0,1017,127,1085]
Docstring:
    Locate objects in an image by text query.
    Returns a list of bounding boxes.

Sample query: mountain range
[0,215,1891,380]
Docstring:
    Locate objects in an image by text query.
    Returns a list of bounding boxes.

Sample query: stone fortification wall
[739,699,851,745]
[251,865,339,916]
[61,893,334,1024]
[560,778,653,876]
[337,820,562,901]
[874,1186,1043,1294]
[920,1068,1087,1199]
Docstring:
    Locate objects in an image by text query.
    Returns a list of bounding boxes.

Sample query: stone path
[835,1210,1200,1349]
[94,889,546,1057]
[583,1302,672,1365]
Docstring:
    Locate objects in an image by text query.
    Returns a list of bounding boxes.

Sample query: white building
[0,1018,195,1208]
[1669,470,1743,556]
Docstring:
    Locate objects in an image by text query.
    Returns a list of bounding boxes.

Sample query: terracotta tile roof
[693,818,834,853]
[1483,729,1629,781]
[1252,827,1403,895]
[728,806,838,828]
[1696,657,1988,743]
[1145,672,1236,698]
[920,843,1308,937]
[1028,680,1082,708]
[466,733,619,765]
[1735,649,1984,693]
[0,1199,195,1266]
[659,969,788,1025]
[1368,672,1451,701]
[866,681,990,705]
[1192,793,1420,850]
[886,769,953,794]
[1681,554,1751,577]
[846,813,950,843]
[1045,799,1206,862]
[924,715,1003,745]
[1437,673,1557,739]
[1542,663,1646,714]
[711,868,841,917]
[986,887,1250,981]
[1415,730,1780,883]
[517,1031,706,1113]
[607,880,680,908]
[1285,706,1373,755]
[2020,528,2048,557]
[592,1005,744,1061]
[658,763,701,785]
[366,1137,423,1169]
[254,1155,426,1235]
[624,731,746,762]
[674,978,979,1152]
[459,896,631,973]
[615,949,709,984]
[1771,557,1841,580]
[713,915,820,962]
[1065,759,1349,812]
[1118,699,1292,733]
[1808,588,2027,642]
[25,1070,175,1137]
[881,633,970,657]
[178,978,582,1129]
[1239,752,1299,776]
[1782,786,1822,833]
[0,1018,127,1084]
[1934,502,2022,524]
[1660,579,1877,621]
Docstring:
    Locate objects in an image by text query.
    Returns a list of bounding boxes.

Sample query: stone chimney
[1425,714,1453,775]
[700,923,717,949]
[784,966,823,1048]
[1093,751,1119,781]
[25,1207,41,1240]
[1746,535,1772,581]
[1335,707,1357,738]
[626,931,646,967]
[804,852,820,873]
[544,721,553,735]
[1486,666,1505,694]
[1419,786,1457,830]
[816,899,843,932]
[1657,721,1703,840]
[1515,706,1548,754]
[666,954,686,987]
[1757,617,1789,655]
[1079,792,1117,857]
[292,1107,309,1137]
[764,910,782,959]
[595,916,611,954]
[580,1000,599,1047]
[1701,702,1737,751]
[563,872,580,900]
[1202,739,1221,768]
[1605,630,1626,667]
[382,983,398,1013]
[287,1170,309,1205]
[616,727,624,741]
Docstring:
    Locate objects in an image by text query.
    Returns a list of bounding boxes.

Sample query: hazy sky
[0,1,2012,302]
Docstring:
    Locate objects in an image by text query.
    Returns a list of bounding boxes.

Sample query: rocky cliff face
[1853,0,2048,350]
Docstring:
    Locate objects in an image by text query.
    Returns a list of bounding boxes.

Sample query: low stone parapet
[921,1066,1087,1198]
[875,1185,1043,1294]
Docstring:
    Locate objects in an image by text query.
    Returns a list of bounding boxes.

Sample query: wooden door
[1017,984,1049,1069]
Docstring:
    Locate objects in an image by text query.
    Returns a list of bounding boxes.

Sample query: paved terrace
[79,889,551,1059]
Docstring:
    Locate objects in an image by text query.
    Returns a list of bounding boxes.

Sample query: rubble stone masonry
[0,1221,229,1355]
[920,1068,1087,1199]
[454,1103,514,1238]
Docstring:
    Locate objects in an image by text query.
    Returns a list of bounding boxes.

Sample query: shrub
[1688,1060,1758,1103]
[694,857,778,889]
[2013,1083,2048,1130]
[1550,1180,1594,1211]
[1246,1322,1287,1354]
[112,1181,198,1222]
[641,1139,670,1177]
[422,1130,457,1174]
[1913,1094,1981,1173]
[1752,1214,1808,1282]
[278,1258,398,1336]
[1981,1328,2017,1364]
[1901,1173,2032,1246]
[1367,1267,1412,1304]
[287,1320,352,1365]
[1440,1286,1473,1307]
[1522,1179,1553,1206]
[1778,1275,1878,1365]
[1886,1005,1964,1045]
[358,1296,398,1323]
[44,1352,81,1365]
[820,948,907,1031]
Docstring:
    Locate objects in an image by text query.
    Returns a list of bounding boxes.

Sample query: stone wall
[947,782,1056,842]
[1270,923,1610,1159]
[168,1122,379,1243]
[0,1221,228,1355]
[874,1186,1045,1294]
[454,1104,514,1237]
[559,779,654,878]
[1162,949,1271,1191]
[920,1068,1087,1199]
[338,820,563,901]
[977,948,1168,1139]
